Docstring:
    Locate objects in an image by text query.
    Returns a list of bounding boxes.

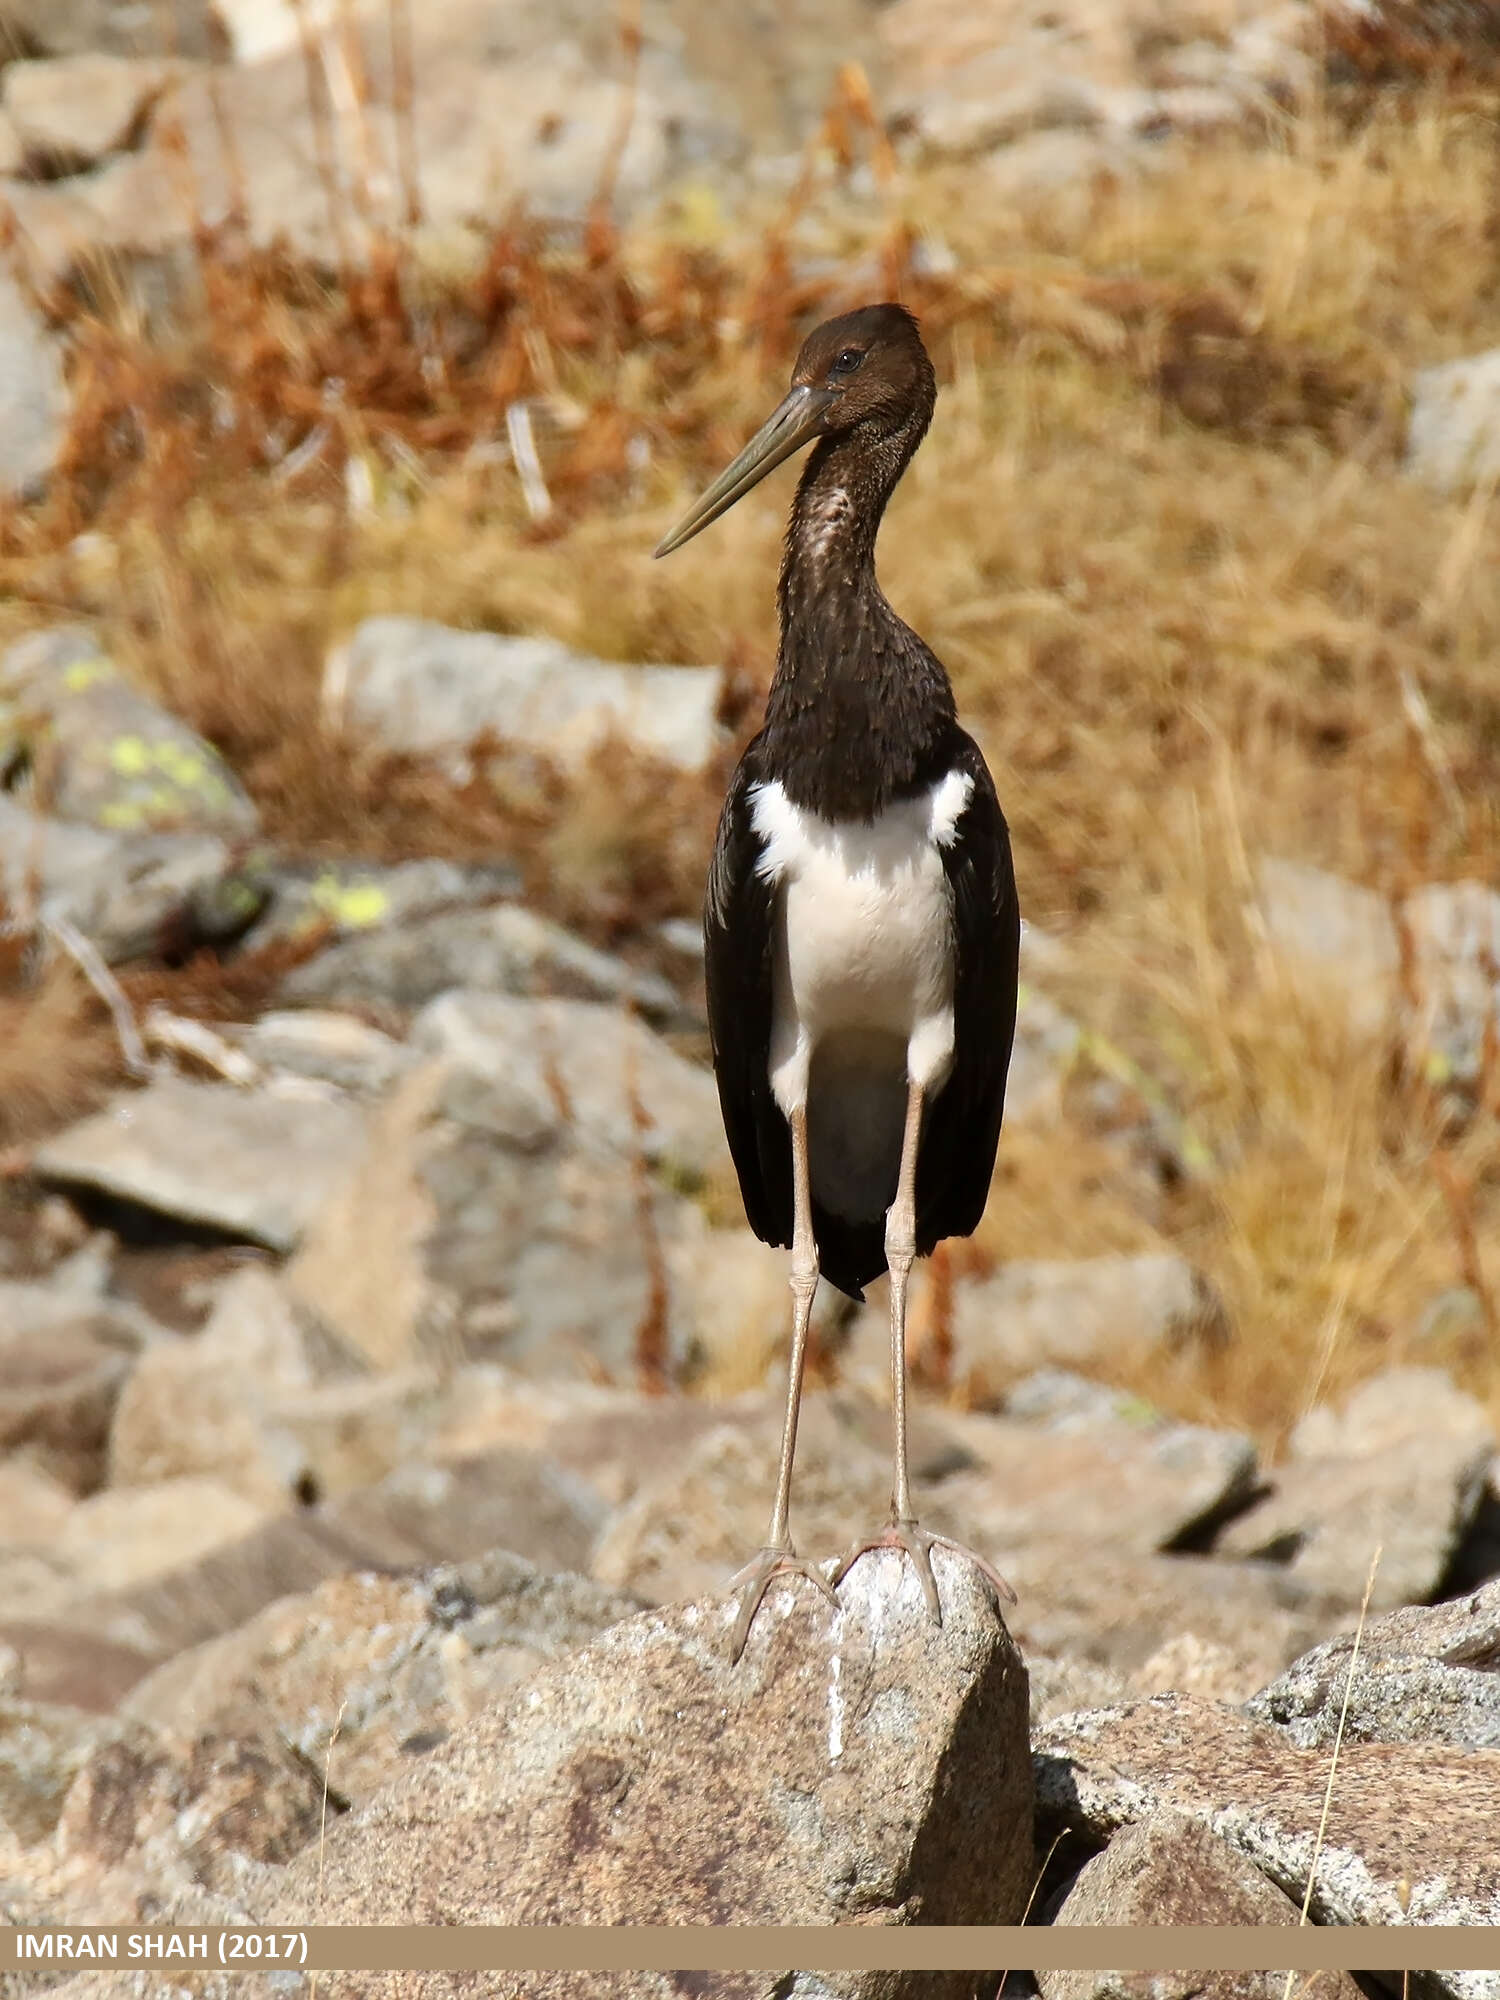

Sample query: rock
[123,1550,643,1807]
[279,901,682,1023]
[411,990,723,1174]
[260,1551,1033,1971]
[34,1075,369,1254]
[1402,879,1500,1094]
[944,1255,1224,1396]
[1035,1694,1500,1968]
[880,0,1315,164]
[0,629,258,839]
[1027,1651,1131,1729]
[590,1381,1261,1627]
[1215,1366,1494,1609]
[0,798,267,965]
[286,999,724,1380]
[1246,1577,1500,1750]
[0,1463,75,1545]
[1255,856,1398,1036]
[945,1372,1258,1556]
[1406,346,1500,495]
[1042,1811,1363,2000]
[1005,981,1083,1124]
[0,0,224,59]
[231,1009,415,1096]
[245,854,520,955]
[108,1266,313,1507]
[1,1478,268,1624]
[0,1622,159,1713]
[1003,1536,1328,1687]
[0,1322,130,1495]
[0,274,66,501]
[53,1724,326,1904]
[2,56,181,174]
[38,1444,609,1663]
[1129,1631,1267,1706]
[592,1394,896,1605]
[326,616,723,777]
[0,1701,132,1847]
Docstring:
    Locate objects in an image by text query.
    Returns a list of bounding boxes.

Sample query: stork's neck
[761,424,957,820]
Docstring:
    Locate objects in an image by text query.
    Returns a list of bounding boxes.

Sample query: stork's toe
[724,1544,838,1662]
[832,1517,1016,1626]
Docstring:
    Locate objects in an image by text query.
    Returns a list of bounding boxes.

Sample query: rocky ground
[6,0,1500,1994]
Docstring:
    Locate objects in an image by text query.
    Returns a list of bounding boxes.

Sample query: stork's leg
[725,1102,837,1662]
[832,1079,1016,1624]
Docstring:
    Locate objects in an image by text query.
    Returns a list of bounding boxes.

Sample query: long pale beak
[654,384,838,558]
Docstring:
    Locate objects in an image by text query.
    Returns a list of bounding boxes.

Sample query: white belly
[749,770,972,1221]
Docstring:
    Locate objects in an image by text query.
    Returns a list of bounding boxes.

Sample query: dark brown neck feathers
[760,415,956,822]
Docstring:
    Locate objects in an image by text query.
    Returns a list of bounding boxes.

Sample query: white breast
[749,769,972,1126]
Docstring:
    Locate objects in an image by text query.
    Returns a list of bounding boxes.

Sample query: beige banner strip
[3,1928,1499,1973]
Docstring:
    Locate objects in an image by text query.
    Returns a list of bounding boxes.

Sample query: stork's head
[654,304,936,558]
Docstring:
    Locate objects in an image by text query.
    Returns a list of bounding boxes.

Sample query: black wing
[916,730,1020,1253]
[703,739,793,1253]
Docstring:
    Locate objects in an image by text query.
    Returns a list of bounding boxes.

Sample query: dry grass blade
[1280,1540,1382,2000]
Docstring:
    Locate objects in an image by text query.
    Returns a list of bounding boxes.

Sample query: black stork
[656,304,1020,1659]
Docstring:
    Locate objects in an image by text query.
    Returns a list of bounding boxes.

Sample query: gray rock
[122,1549,643,1807]
[2,54,181,173]
[1042,1811,1363,2000]
[0,1476,268,1625]
[0,0,223,58]
[947,1372,1257,1555]
[107,1266,314,1507]
[1003,1535,1330,1688]
[1215,1367,1494,1609]
[1407,346,1500,495]
[285,1003,723,1381]
[245,855,519,953]
[0,798,267,965]
[1035,1694,1500,1994]
[280,901,682,1023]
[35,1444,610,1664]
[34,1075,370,1254]
[1255,856,1398,1036]
[231,1009,415,1096]
[1246,1577,1500,1750]
[259,1551,1033,1987]
[326,616,723,776]
[0,274,66,501]
[946,1256,1224,1396]
[1403,878,1500,1093]
[1005,980,1083,1124]
[0,629,258,838]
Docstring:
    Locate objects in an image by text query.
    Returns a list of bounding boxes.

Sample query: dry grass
[5,65,1500,1447]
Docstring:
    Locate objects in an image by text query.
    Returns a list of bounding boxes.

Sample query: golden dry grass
[5,76,1500,1448]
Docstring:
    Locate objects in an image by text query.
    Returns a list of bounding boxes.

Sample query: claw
[725,1543,838,1662]
[832,1517,1017,1626]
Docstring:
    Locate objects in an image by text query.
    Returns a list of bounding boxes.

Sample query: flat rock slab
[257,1553,1032,1998]
[34,1076,369,1252]
[281,900,680,1023]
[1036,1694,1500,1999]
[1247,1578,1500,1750]
[327,616,724,776]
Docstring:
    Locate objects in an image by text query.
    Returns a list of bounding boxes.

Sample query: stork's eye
[830,347,865,377]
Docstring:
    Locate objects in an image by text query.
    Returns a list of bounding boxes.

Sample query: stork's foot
[725,1543,838,1663]
[832,1516,1017,1627]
